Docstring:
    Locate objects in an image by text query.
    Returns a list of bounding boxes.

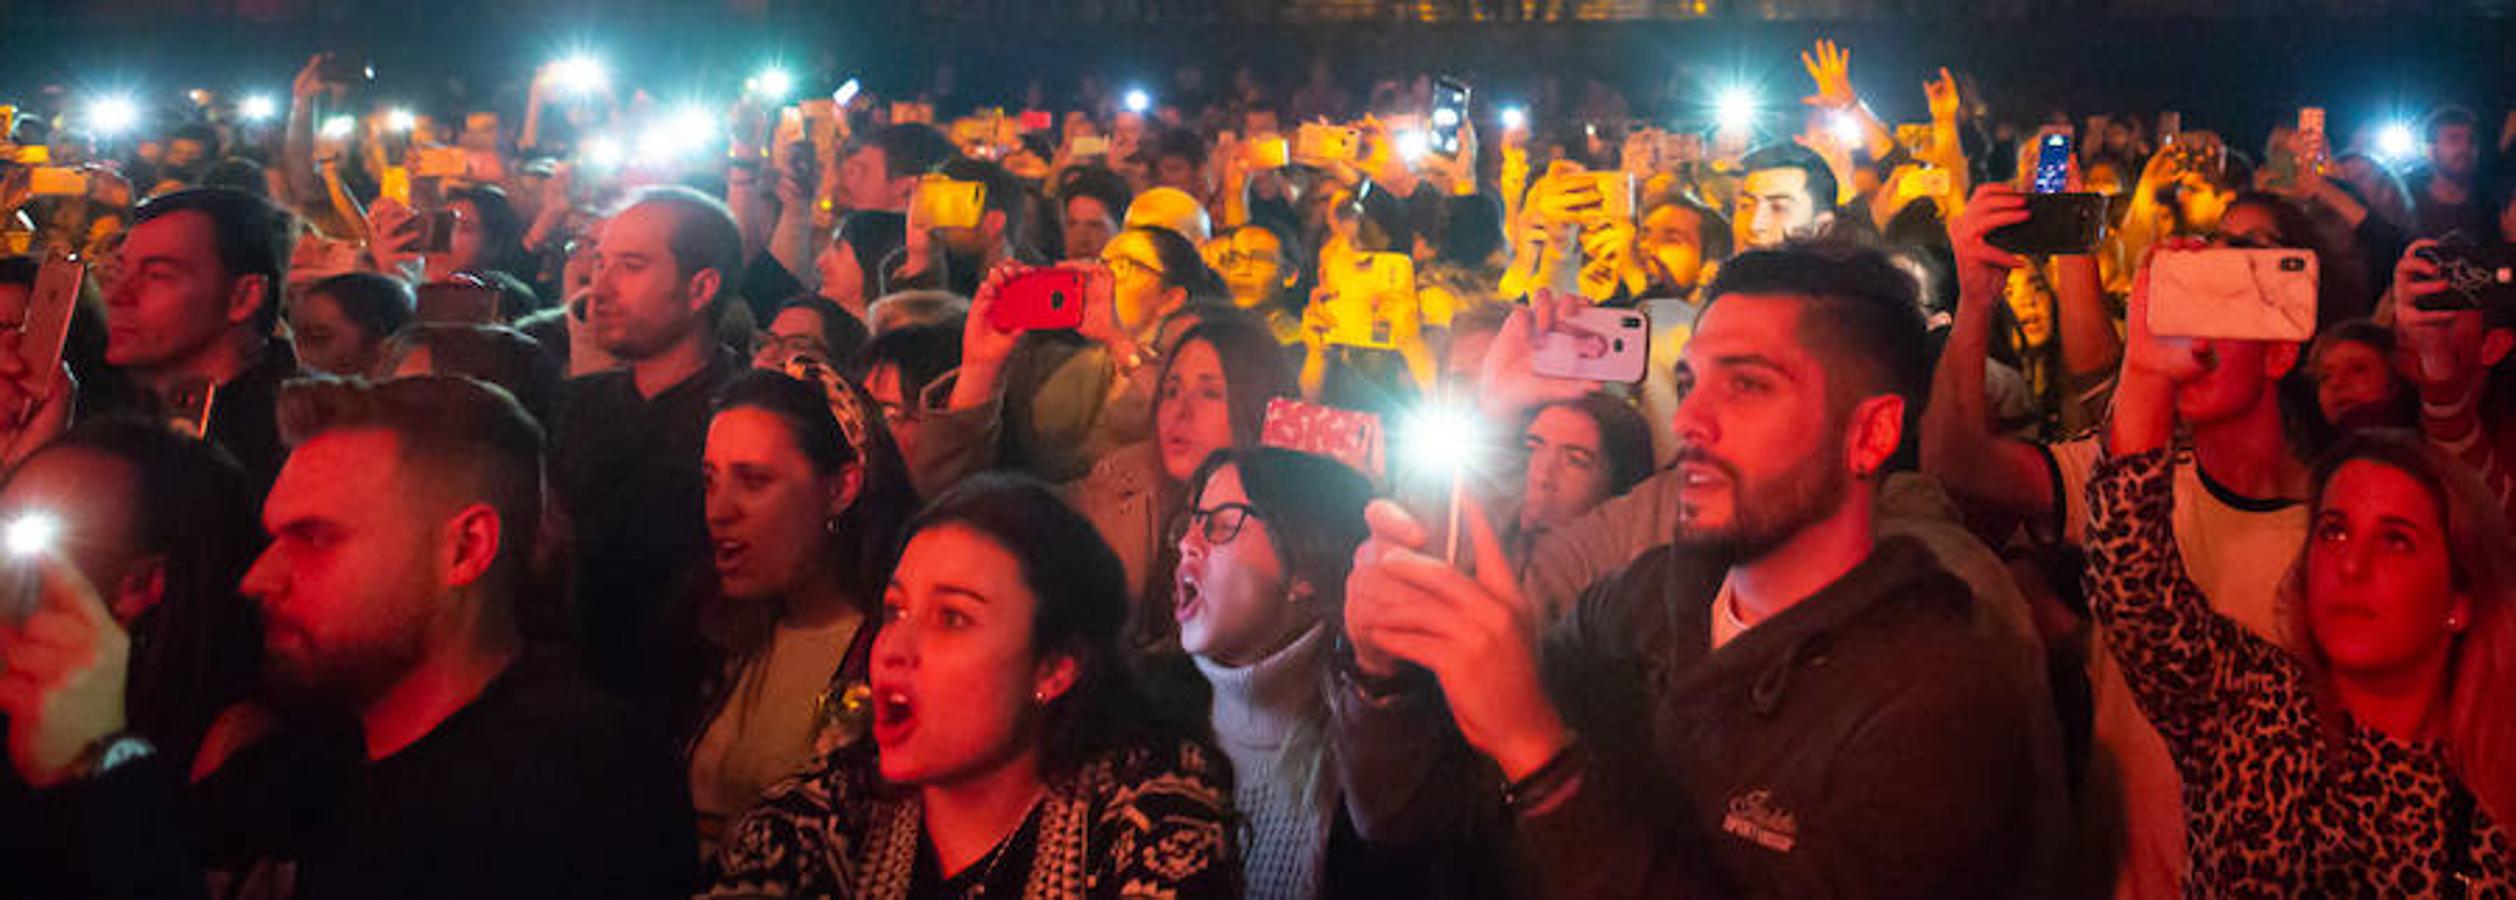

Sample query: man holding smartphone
[1334,246,2038,897]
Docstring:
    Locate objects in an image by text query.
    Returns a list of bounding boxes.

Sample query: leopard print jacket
[2085,449,2512,897]
[702,737,1236,899]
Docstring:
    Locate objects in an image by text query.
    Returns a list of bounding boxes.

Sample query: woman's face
[816,236,867,307]
[864,362,921,468]
[2306,460,2470,681]
[2003,268,2055,349]
[753,306,835,371]
[873,524,1067,787]
[1519,405,1614,531]
[703,408,843,601]
[436,199,487,276]
[1102,230,1174,335]
[1157,338,1235,483]
[289,291,383,377]
[2314,339,2399,426]
[1174,464,1310,667]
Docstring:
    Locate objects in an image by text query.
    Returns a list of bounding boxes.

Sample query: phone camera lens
[1611,339,1625,352]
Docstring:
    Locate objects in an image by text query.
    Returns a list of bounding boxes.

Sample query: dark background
[3,1,2514,151]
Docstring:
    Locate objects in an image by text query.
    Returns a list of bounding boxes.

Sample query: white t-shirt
[2043,436,2307,899]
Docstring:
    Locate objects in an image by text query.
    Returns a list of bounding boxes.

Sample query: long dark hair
[1533,393,1657,500]
[7,420,263,768]
[1158,311,1299,463]
[903,473,1190,783]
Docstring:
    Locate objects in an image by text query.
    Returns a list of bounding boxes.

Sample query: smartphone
[913,176,985,230]
[1987,193,2108,256]
[2031,132,2072,194]
[1071,135,1111,158]
[416,281,502,324]
[2147,248,2319,342]
[1430,77,1471,156]
[18,254,81,402]
[1296,123,1361,164]
[1246,137,1291,170]
[2412,240,2516,312]
[164,377,218,440]
[1904,167,1954,199]
[413,208,459,255]
[1020,110,1054,132]
[10,145,48,165]
[1896,123,1933,158]
[991,268,1088,332]
[1260,397,1385,481]
[411,146,468,179]
[318,56,375,84]
[2158,111,2183,145]
[1323,252,1416,349]
[2298,107,2328,171]
[1532,306,1650,383]
[1589,171,1635,223]
[28,167,87,197]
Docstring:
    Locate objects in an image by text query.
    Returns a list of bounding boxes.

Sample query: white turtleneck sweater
[1193,625,1334,900]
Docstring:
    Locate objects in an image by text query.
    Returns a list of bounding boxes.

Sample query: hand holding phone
[1261,397,1386,481]
[1530,306,1650,383]
[990,267,1089,332]
[2146,247,2319,341]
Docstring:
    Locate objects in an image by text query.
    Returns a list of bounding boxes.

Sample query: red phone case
[991,269,1088,332]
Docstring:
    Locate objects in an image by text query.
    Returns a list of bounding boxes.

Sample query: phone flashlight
[1395,129,1430,162]
[238,94,279,123]
[1715,87,1758,134]
[1399,403,1484,564]
[552,56,607,96]
[583,134,626,169]
[1828,111,1865,147]
[385,108,417,133]
[88,95,142,137]
[2375,123,2421,166]
[6,512,60,558]
[750,67,796,101]
[834,78,862,107]
[1500,107,1528,132]
[1123,89,1152,114]
[319,115,356,140]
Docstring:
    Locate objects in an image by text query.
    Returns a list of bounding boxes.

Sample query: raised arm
[1922,186,2062,522]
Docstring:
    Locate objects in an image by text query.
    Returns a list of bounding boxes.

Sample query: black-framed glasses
[1180,502,1262,546]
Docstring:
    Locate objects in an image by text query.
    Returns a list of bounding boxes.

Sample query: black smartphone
[1988,193,2109,256]
[417,281,503,324]
[2032,132,2072,194]
[1430,78,1472,157]
[413,208,458,255]
[165,377,217,440]
[318,57,375,85]
[2413,239,2516,312]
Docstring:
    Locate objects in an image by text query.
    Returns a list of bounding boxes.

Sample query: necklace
[951,795,1045,899]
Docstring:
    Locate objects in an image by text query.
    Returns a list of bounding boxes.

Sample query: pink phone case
[1260,398,1385,481]
[1531,306,1651,383]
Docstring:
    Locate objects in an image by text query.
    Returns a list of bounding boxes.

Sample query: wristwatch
[66,731,155,782]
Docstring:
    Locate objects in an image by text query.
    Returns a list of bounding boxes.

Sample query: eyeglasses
[1215,249,1277,270]
[1179,502,1262,546]
[1105,255,1164,281]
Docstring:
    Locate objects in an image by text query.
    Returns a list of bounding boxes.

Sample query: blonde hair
[2279,430,2516,827]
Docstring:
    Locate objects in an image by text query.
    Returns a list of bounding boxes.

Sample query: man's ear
[684,268,724,320]
[2264,342,2302,380]
[1845,394,1906,478]
[440,502,503,590]
[2484,327,2515,368]
[110,555,168,624]
[226,274,270,330]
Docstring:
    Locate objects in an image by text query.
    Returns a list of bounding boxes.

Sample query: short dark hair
[833,210,908,296]
[199,157,268,197]
[1740,143,1841,215]
[377,324,562,429]
[276,376,545,589]
[1056,166,1134,224]
[902,473,1181,782]
[1130,226,1228,305]
[849,322,963,405]
[619,185,742,317]
[1704,242,1928,411]
[1149,129,1210,170]
[131,187,297,335]
[771,293,872,364]
[1644,191,1734,262]
[305,272,415,345]
[2427,105,2480,141]
[853,123,956,180]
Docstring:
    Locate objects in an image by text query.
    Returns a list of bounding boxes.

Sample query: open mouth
[1174,575,1204,624]
[713,539,748,572]
[872,684,917,746]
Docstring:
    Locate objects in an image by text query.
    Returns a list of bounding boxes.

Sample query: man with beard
[1333,245,2037,897]
[0,377,691,898]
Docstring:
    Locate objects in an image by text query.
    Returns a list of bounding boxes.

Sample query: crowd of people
[0,31,2512,899]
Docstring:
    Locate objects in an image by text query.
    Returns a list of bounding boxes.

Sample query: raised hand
[1924,67,1962,122]
[1800,39,1858,111]
[0,553,129,788]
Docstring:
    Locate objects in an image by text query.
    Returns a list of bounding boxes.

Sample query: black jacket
[1333,537,2038,900]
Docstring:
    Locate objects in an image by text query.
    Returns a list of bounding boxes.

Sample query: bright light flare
[583,135,626,169]
[749,67,795,100]
[238,94,279,123]
[1828,111,1865,147]
[319,115,356,139]
[87,95,142,137]
[1715,87,1759,134]
[552,55,607,96]
[6,513,59,557]
[1123,89,1152,114]
[1500,106,1528,132]
[1395,129,1430,162]
[833,78,862,107]
[2375,122,2422,165]
[636,105,719,165]
[384,107,417,133]
[1399,403,1484,476]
